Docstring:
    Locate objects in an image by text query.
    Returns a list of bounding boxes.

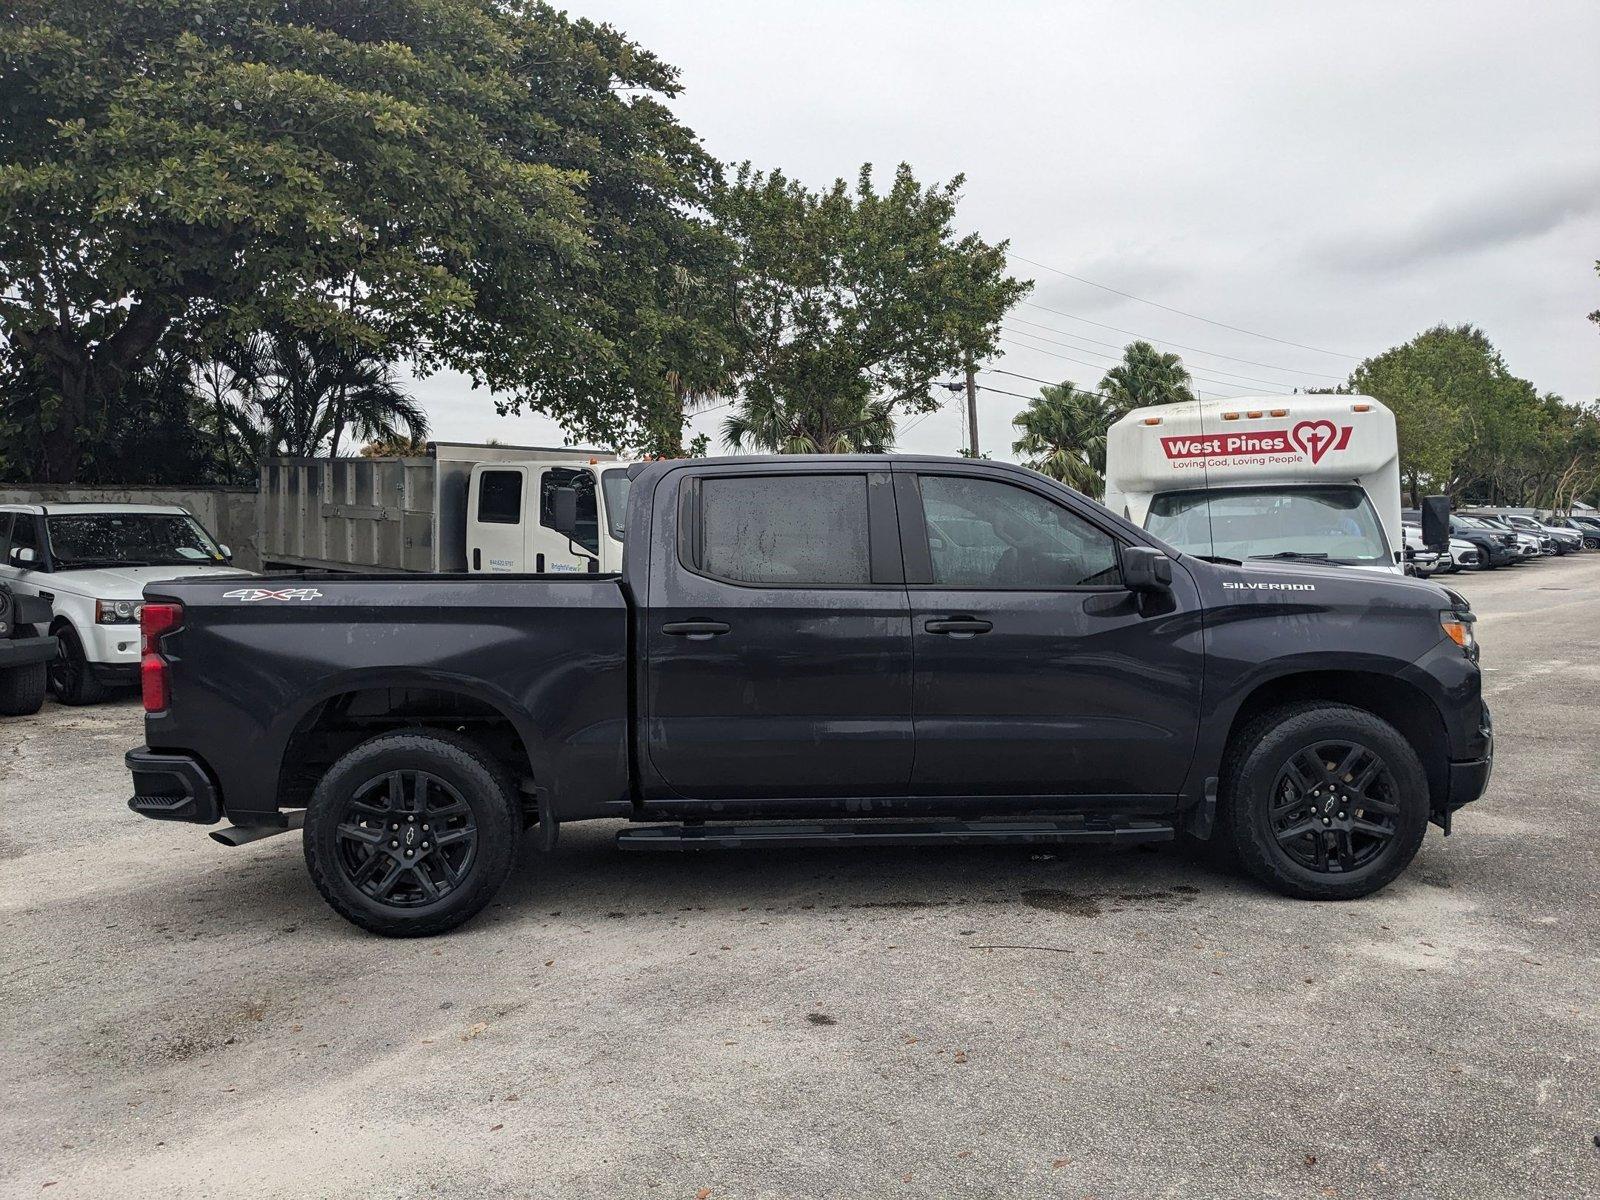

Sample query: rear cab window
[476,471,523,524]
[691,474,872,586]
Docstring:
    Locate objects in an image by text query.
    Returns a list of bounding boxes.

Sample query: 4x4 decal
[222,587,324,602]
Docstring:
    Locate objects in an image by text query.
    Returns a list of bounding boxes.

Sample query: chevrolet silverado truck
[125,456,1492,936]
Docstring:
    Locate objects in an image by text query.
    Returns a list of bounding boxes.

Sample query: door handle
[924,617,992,636]
[661,620,731,639]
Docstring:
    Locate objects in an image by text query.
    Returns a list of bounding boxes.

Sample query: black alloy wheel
[1268,740,1400,874]
[304,729,520,936]
[335,770,479,908]
[1218,702,1428,900]
[48,626,108,705]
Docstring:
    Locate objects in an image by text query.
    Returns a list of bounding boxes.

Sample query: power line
[984,367,1113,399]
[1003,315,1320,390]
[1016,299,1347,381]
[998,329,1276,397]
[1005,323,1285,392]
[974,382,1040,402]
[1008,252,1360,360]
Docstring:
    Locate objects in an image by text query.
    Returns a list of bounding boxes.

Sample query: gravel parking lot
[3,557,1598,1199]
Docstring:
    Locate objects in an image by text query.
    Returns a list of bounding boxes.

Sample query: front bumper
[0,635,57,669]
[126,746,222,824]
[1438,705,1493,832]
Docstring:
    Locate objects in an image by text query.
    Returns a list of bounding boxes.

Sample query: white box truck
[258,442,637,575]
[1103,395,1404,575]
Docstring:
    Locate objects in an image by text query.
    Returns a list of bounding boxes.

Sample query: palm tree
[723,388,896,454]
[221,325,427,460]
[1098,340,1195,410]
[1012,381,1122,498]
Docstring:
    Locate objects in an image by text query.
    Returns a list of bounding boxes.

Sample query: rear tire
[1218,703,1429,901]
[0,631,46,716]
[48,626,110,706]
[304,729,521,937]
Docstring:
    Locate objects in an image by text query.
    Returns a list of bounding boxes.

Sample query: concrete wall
[0,485,260,570]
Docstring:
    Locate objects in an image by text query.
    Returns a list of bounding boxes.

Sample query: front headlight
[95,600,142,625]
[1440,610,1477,658]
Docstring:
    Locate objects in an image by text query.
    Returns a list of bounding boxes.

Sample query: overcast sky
[412,0,1600,461]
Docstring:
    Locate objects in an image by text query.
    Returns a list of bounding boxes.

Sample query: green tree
[715,163,1029,452]
[1011,381,1122,498]
[1348,325,1541,502]
[0,1,726,480]
[1097,341,1195,409]
[723,391,897,454]
[221,326,428,461]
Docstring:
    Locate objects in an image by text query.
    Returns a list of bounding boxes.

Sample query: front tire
[1219,703,1429,901]
[48,626,109,706]
[304,729,521,937]
[0,631,46,717]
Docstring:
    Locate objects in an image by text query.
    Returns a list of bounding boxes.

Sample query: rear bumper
[0,636,56,669]
[126,746,222,824]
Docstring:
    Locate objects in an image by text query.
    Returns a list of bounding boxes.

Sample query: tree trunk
[37,359,92,484]
[25,298,174,483]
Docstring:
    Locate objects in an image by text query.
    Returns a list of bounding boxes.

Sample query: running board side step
[616,818,1174,851]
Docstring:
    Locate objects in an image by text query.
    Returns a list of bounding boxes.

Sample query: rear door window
[697,474,871,586]
[476,471,523,525]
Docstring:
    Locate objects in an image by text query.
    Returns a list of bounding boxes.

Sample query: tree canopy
[1012,382,1121,498]
[1347,324,1597,505]
[1096,341,1194,409]
[714,163,1029,453]
[0,0,729,479]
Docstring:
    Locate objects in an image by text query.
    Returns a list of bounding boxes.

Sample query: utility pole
[963,353,979,457]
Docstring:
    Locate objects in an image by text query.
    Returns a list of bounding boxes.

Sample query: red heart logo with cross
[1289,419,1339,464]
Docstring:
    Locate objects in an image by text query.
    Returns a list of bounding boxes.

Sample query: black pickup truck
[0,582,55,716]
[126,456,1492,936]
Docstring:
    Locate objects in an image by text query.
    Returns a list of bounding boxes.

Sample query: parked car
[0,504,247,704]
[1490,512,1581,555]
[0,582,57,716]
[1445,537,1483,572]
[1446,515,1519,568]
[1404,524,1483,574]
[1401,525,1443,575]
[1544,515,1600,550]
[1466,514,1545,559]
[127,455,1492,937]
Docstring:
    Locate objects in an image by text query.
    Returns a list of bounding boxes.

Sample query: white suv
[0,503,247,704]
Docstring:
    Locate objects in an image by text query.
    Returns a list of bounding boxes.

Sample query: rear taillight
[140,602,183,714]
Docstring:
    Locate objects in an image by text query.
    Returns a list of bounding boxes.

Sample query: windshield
[600,469,631,542]
[47,513,225,568]
[1145,485,1390,566]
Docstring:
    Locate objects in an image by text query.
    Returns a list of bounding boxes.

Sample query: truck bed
[140,572,631,825]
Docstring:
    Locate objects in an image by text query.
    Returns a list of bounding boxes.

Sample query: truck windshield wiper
[1247,551,1329,561]
[1193,554,1242,565]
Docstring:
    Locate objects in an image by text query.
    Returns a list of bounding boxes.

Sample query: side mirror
[1123,546,1173,593]
[10,546,37,566]
[550,487,578,538]
[217,543,233,562]
[1421,496,1451,552]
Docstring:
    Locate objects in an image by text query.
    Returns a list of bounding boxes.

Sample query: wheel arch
[1221,669,1450,817]
[275,676,550,817]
